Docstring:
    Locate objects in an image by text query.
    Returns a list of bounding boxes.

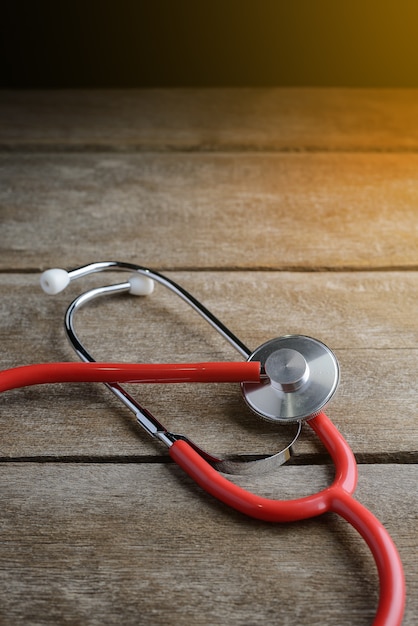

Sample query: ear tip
[128,274,155,296]
[40,268,70,294]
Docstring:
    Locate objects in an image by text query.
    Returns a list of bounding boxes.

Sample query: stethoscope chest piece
[242,335,339,423]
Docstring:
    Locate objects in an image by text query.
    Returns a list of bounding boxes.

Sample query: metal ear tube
[45,261,302,474]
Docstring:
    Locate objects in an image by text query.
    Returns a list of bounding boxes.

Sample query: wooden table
[0,89,417,625]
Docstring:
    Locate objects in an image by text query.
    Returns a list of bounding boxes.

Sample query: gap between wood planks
[3,144,418,154]
[0,452,417,464]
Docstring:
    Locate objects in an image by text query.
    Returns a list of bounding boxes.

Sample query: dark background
[2,0,418,88]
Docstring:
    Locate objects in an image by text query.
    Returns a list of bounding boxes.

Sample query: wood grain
[1,152,418,271]
[1,463,416,626]
[1,88,418,151]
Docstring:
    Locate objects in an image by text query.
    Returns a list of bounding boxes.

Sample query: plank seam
[3,144,418,154]
[0,454,417,464]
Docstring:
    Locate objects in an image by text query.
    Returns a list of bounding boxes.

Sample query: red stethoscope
[0,262,405,626]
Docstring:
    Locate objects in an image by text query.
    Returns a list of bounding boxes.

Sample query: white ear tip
[40,268,70,294]
[128,274,155,296]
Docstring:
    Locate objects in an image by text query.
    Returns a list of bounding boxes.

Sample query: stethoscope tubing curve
[169,412,405,626]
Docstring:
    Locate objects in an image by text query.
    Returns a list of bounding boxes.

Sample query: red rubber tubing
[0,361,261,392]
[170,412,405,626]
[331,492,405,626]
[170,412,358,522]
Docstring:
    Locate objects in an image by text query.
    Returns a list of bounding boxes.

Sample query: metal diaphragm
[241,335,339,423]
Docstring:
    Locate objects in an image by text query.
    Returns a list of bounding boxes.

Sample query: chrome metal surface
[67,261,251,358]
[213,420,302,475]
[65,281,170,439]
[265,348,310,392]
[242,335,339,423]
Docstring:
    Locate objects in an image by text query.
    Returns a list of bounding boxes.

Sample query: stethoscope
[0,261,405,626]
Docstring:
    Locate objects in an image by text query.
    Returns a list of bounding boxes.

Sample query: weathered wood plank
[0,463,415,626]
[1,152,418,271]
[1,272,417,458]
[1,89,418,152]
